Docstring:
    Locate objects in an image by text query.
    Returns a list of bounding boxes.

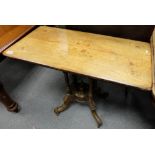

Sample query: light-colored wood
[3,26,152,90]
[151,29,155,97]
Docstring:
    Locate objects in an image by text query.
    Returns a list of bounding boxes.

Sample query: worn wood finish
[151,29,155,98]
[0,26,17,36]
[3,26,152,90]
[0,25,35,53]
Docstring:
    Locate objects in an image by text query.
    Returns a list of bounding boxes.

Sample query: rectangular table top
[3,26,152,90]
[0,25,35,53]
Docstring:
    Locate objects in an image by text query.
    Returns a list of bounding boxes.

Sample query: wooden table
[3,26,152,90]
[2,26,154,127]
[0,25,35,112]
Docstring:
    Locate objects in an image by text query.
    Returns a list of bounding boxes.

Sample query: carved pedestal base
[0,83,19,112]
[54,73,103,128]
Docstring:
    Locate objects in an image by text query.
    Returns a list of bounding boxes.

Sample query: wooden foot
[0,83,19,112]
[54,94,73,115]
[91,110,102,128]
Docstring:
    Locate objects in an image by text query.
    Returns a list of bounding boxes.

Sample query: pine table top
[3,26,152,90]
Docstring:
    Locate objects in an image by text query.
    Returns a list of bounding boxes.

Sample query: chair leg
[0,83,19,112]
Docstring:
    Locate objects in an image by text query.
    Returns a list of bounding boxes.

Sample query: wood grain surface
[0,25,35,53]
[3,26,152,90]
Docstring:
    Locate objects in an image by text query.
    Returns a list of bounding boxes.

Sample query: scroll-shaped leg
[88,79,102,128]
[89,99,102,128]
[0,83,19,112]
[54,72,73,115]
[54,94,73,115]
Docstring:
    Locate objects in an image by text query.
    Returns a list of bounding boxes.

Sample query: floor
[0,58,155,129]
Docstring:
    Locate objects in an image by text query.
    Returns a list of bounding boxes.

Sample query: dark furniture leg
[54,72,103,128]
[0,82,19,112]
[54,72,73,115]
[88,79,102,128]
